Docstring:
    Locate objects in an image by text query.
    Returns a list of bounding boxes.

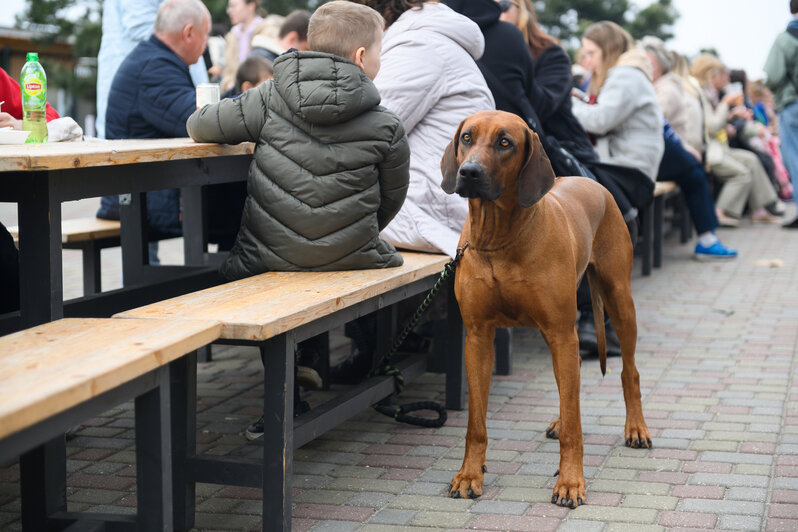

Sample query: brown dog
[440,110,651,508]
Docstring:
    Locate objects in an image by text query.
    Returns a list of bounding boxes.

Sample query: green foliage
[16,0,102,102]
[533,0,678,49]
[626,0,678,41]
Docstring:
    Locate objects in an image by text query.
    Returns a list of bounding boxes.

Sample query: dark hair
[279,9,312,40]
[729,69,748,96]
[236,55,273,88]
[792,0,798,14]
[348,0,426,28]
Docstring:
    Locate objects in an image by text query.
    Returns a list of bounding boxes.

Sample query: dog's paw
[550,473,586,509]
[546,418,561,440]
[447,465,485,499]
[625,420,653,449]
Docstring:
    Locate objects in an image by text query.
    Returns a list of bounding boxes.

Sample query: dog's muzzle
[455,161,501,200]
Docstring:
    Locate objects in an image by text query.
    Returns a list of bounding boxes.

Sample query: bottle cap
[26,52,38,62]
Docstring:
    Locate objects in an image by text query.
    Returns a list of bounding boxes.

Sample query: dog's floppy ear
[440,119,465,194]
[517,128,556,207]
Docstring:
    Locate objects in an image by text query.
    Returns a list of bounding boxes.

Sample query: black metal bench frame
[169,276,467,531]
[4,366,172,531]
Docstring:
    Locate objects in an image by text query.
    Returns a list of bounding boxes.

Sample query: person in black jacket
[98,0,211,261]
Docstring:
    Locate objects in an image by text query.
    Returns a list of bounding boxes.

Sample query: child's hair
[279,9,311,40]
[307,1,384,60]
[236,55,273,89]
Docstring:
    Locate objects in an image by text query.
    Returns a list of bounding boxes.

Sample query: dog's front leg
[449,326,495,499]
[544,327,586,508]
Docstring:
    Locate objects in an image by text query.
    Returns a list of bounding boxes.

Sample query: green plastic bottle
[21,52,48,143]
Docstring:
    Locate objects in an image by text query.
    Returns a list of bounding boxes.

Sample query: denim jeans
[779,101,798,206]
[658,134,718,235]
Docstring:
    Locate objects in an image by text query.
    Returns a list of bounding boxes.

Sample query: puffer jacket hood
[273,51,382,125]
[383,2,485,62]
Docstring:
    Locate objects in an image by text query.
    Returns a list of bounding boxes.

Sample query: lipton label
[22,73,45,98]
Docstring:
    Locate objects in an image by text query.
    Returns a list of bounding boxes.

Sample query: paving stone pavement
[1,201,798,531]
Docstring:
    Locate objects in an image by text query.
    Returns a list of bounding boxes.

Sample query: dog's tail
[586,268,607,376]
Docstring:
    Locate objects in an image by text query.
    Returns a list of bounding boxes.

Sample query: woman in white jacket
[355,0,495,258]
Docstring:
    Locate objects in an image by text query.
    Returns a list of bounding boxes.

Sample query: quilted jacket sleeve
[138,56,196,137]
[187,84,269,144]
[376,116,410,230]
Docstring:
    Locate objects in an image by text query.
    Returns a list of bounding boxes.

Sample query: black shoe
[782,217,798,229]
[244,399,311,441]
[330,347,373,385]
[578,313,622,357]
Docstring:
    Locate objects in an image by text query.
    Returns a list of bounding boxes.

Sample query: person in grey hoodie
[187,1,410,281]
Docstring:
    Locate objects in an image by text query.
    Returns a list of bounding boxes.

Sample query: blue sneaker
[694,241,738,261]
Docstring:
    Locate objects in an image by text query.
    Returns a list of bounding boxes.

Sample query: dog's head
[440,110,556,207]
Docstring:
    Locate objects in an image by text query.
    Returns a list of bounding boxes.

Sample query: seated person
[639,36,736,260]
[97,0,212,264]
[220,55,273,99]
[187,0,411,438]
[0,67,60,129]
[0,67,61,314]
[249,9,311,62]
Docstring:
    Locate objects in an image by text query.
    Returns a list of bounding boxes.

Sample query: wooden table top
[0,317,221,440]
[116,252,450,342]
[0,138,254,172]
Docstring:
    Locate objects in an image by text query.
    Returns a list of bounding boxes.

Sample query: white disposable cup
[196,83,220,109]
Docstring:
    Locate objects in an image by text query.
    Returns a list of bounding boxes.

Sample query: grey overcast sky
[0,0,793,78]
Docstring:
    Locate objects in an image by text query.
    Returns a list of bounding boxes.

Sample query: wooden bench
[9,217,122,295]
[638,181,680,276]
[116,251,466,531]
[0,317,221,531]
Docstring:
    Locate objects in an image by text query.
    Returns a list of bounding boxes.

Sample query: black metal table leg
[181,185,207,266]
[170,353,197,531]
[82,240,102,295]
[494,328,513,376]
[19,437,67,530]
[260,333,294,532]
[18,171,63,327]
[445,278,465,410]
[653,196,665,269]
[640,203,654,276]
[135,366,173,531]
[120,192,149,287]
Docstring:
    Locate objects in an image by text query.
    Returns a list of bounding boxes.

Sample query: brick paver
[1,203,798,530]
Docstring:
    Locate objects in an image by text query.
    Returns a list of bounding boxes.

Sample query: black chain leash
[370,242,469,428]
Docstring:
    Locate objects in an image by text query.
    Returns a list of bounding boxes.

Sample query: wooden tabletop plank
[0,138,254,172]
[116,252,450,342]
[0,317,221,440]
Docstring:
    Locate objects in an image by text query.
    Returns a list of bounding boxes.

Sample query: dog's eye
[461,133,471,143]
[499,138,511,148]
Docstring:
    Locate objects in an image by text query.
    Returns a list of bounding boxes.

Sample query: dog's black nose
[459,162,483,182]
